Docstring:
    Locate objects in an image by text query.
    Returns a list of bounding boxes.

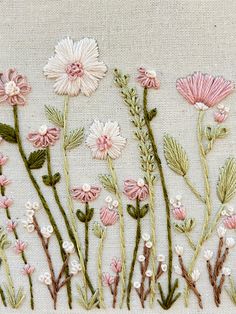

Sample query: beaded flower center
[145,70,157,78]
[96,135,112,151]
[66,62,84,80]
[4,81,20,96]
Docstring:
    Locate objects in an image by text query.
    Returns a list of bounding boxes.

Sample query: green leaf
[127,204,137,219]
[148,108,157,121]
[140,204,149,218]
[163,135,189,176]
[0,123,17,143]
[28,150,46,169]
[217,158,236,203]
[76,210,86,222]
[99,174,116,193]
[45,105,64,128]
[42,172,61,186]
[64,128,84,151]
[87,208,94,221]
[92,222,105,239]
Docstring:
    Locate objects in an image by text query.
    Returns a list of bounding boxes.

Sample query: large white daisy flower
[86,120,126,160]
[43,37,107,96]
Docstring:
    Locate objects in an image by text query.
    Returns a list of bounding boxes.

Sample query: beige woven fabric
[0,0,236,313]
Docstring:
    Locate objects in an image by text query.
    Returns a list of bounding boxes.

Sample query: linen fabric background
[0,0,236,313]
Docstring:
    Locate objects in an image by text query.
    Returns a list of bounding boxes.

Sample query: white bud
[174,265,182,275]
[27,224,35,233]
[226,237,235,248]
[145,241,153,249]
[176,194,182,201]
[27,216,34,224]
[157,254,165,262]
[217,226,226,238]
[222,267,231,276]
[47,225,54,234]
[204,250,213,261]
[221,209,227,216]
[142,233,150,241]
[32,202,40,210]
[175,245,184,256]
[44,277,52,285]
[39,125,48,136]
[25,201,32,210]
[82,183,91,192]
[145,269,153,277]
[26,209,35,217]
[63,241,75,254]
[105,196,112,203]
[44,272,51,279]
[161,264,167,272]
[170,199,175,205]
[112,200,119,208]
[138,255,145,262]
[137,178,145,187]
[62,241,69,249]
[70,267,79,275]
[133,281,141,289]
[191,269,200,282]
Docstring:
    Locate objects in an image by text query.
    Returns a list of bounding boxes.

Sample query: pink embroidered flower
[22,264,35,275]
[172,206,186,221]
[86,120,126,160]
[71,183,101,203]
[0,153,8,166]
[100,206,119,226]
[214,104,230,123]
[102,273,114,287]
[224,215,236,229]
[176,72,234,110]
[28,125,60,148]
[0,175,11,187]
[124,178,149,201]
[6,220,17,232]
[110,258,122,273]
[137,67,160,89]
[14,240,27,254]
[0,196,13,209]
[0,68,31,106]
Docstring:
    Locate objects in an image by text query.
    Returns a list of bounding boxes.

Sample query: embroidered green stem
[85,202,89,270]
[184,110,212,306]
[12,106,72,308]
[97,229,106,308]
[62,96,96,298]
[184,232,196,250]
[0,250,15,301]
[183,175,205,203]
[204,205,224,241]
[0,286,6,307]
[107,156,126,307]
[126,199,141,310]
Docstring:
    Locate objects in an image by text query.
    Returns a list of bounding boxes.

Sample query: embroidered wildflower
[22,264,35,275]
[217,226,227,238]
[102,273,114,287]
[0,196,13,209]
[70,259,82,275]
[14,240,27,254]
[137,67,160,89]
[142,233,150,241]
[224,214,236,229]
[222,267,231,276]
[6,220,17,232]
[175,245,184,256]
[41,225,54,239]
[86,120,126,160]
[204,250,213,261]
[225,237,235,248]
[100,205,119,226]
[110,257,122,273]
[0,175,11,187]
[28,125,60,148]
[71,183,101,203]
[43,37,107,96]
[214,104,230,123]
[123,178,149,201]
[191,269,200,282]
[62,241,75,254]
[0,153,8,165]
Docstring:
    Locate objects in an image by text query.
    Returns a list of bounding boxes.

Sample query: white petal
[74,38,99,65]
[103,121,120,137]
[43,56,67,79]
[80,73,99,96]
[55,37,75,63]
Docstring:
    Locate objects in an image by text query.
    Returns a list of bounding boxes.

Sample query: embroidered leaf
[28,150,46,169]
[205,125,228,141]
[148,108,157,121]
[4,284,25,309]
[99,174,116,193]
[87,208,94,221]
[163,135,189,176]
[0,230,11,250]
[64,128,84,151]
[42,172,61,186]
[140,204,149,218]
[45,105,64,128]
[127,204,137,219]
[174,218,195,233]
[77,285,99,310]
[76,210,86,222]
[0,123,17,143]
[92,222,105,239]
[217,158,236,203]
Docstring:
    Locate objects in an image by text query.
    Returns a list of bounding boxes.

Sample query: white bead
[112,200,119,208]
[133,281,141,289]
[175,245,184,256]
[27,216,34,224]
[145,269,153,277]
[82,183,91,192]
[26,209,35,217]
[138,255,145,262]
[157,254,165,262]
[38,274,45,282]
[44,272,51,279]
[191,269,200,282]
[25,201,32,210]
[32,202,40,210]
[47,225,53,233]
[204,250,213,261]
[105,196,112,203]
[44,278,52,285]
[137,178,145,187]
[161,264,167,272]
[142,233,150,241]
[226,237,235,248]
[222,267,231,276]
[145,241,153,249]
[71,259,79,267]
[62,241,69,249]
[175,194,182,201]
[27,224,35,233]
[38,125,48,136]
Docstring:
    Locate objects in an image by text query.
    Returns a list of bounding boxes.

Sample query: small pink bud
[22,264,35,275]
[172,206,186,220]
[102,273,114,287]
[110,257,122,273]
[6,220,17,232]
[0,196,13,209]
[0,153,8,166]
[224,215,236,229]
[14,240,27,254]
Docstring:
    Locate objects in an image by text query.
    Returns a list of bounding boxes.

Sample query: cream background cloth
[0,0,236,313]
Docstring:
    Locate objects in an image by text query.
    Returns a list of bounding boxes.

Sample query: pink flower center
[66,62,84,80]
[96,135,112,151]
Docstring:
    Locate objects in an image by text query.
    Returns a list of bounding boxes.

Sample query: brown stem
[56,255,69,286]
[144,262,164,300]
[213,237,224,279]
[112,274,119,308]
[139,245,151,307]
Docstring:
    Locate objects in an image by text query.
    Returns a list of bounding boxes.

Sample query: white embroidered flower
[133,281,141,289]
[70,259,82,275]
[191,269,200,282]
[145,269,153,277]
[86,120,126,160]
[174,265,182,275]
[145,241,153,249]
[217,226,226,238]
[138,255,145,262]
[41,225,54,239]
[62,241,75,254]
[142,233,150,241]
[161,264,167,272]
[204,250,213,261]
[38,272,52,285]
[222,267,231,276]
[157,254,165,262]
[43,37,107,96]
[175,245,184,256]
[226,237,235,248]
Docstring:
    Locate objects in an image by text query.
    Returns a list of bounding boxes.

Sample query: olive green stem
[62,96,95,297]
[183,175,205,203]
[126,199,141,310]
[184,232,196,250]
[97,229,106,308]
[184,110,212,306]
[107,156,126,307]
[85,202,89,270]
[13,106,72,308]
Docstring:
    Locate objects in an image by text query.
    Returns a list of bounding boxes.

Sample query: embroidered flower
[222,267,231,276]
[102,273,114,287]
[6,220,17,232]
[70,259,82,275]
[224,214,236,229]
[71,183,101,203]
[170,195,186,220]
[137,67,160,89]
[39,272,52,285]
[0,68,31,106]
[0,153,8,166]
[22,264,35,275]
[176,72,234,110]
[214,104,230,123]
[43,37,107,96]
[14,240,27,254]
[142,233,150,241]
[217,226,227,238]
[123,178,149,201]
[204,250,213,261]
[41,225,54,239]
[225,237,235,248]
[191,269,200,282]
[28,125,60,148]
[62,241,75,254]
[175,245,184,256]
[0,175,11,187]
[0,196,13,209]
[86,120,126,160]
[100,206,119,226]
[110,257,122,273]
